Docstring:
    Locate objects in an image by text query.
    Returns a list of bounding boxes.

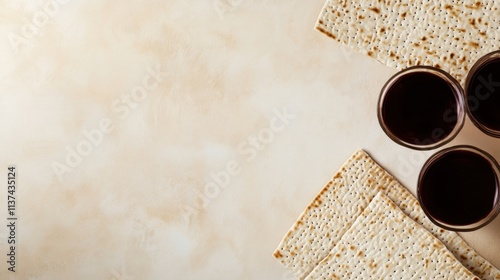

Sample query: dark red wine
[381,72,458,145]
[419,150,499,226]
[466,57,500,132]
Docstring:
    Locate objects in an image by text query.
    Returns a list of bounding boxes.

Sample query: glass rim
[417,145,500,232]
[377,66,466,150]
[464,50,500,138]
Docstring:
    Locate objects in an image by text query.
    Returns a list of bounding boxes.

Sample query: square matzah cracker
[273,150,500,280]
[315,0,500,84]
[305,192,479,280]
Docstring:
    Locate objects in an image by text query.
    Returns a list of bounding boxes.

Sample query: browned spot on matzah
[315,26,337,40]
[469,41,480,48]
[369,7,380,13]
[466,2,482,9]
[369,259,378,268]
[432,242,443,249]
[312,199,322,207]
[273,250,283,258]
[469,18,477,28]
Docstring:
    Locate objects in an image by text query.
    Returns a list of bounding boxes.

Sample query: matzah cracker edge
[315,0,500,84]
[305,192,479,280]
[273,150,500,280]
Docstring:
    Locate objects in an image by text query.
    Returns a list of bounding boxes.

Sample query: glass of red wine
[465,50,500,137]
[377,66,465,150]
[417,145,500,231]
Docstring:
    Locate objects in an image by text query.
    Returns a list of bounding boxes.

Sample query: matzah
[305,192,479,280]
[315,0,500,84]
[273,150,500,279]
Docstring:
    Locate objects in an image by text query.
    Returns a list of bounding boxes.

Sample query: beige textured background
[0,0,498,279]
